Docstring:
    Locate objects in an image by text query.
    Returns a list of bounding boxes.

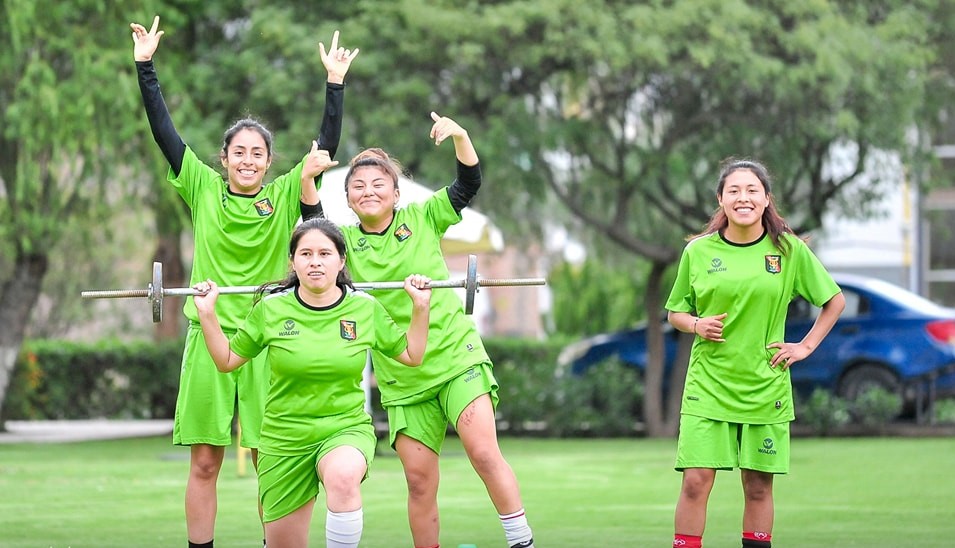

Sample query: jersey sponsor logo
[278,319,300,336]
[352,237,371,253]
[758,437,777,455]
[765,254,782,274]
[340,320,357,340]
[463,367,481,383]
[707,257,727,274]
[254,198,274,217]
[394,223,412,242]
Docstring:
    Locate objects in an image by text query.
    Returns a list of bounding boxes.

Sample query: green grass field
[1,435,953,547]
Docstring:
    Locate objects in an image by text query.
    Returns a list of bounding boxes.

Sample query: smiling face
[718,169,769,241]
[292,229,345,295]
[345,165,399,228]
[220,128,271,194]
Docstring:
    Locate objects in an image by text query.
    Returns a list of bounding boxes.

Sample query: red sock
[674,533,703,548]
[743,531,771,541]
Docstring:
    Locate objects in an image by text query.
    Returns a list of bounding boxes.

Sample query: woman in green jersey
[193,217,432,548]
[332,113,535,548]
[130,16,358,548]
[665,158,846,548]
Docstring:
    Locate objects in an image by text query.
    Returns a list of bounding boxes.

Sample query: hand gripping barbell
[81,254,547,322]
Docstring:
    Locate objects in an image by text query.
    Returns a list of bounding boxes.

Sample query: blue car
[558,273,955,408]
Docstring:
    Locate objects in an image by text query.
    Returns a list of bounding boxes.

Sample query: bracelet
[693,317,699,335]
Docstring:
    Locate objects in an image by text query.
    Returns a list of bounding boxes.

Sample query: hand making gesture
[320,30,359,85]
[130,15,165,62]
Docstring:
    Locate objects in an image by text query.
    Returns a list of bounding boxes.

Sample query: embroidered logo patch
[394,223,412,242]
[254,198,274,217]
[765,255,782,274]
[340,320,357,340]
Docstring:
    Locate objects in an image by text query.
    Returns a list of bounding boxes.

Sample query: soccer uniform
[229,286,408,521]
[339,187,496,451]
[665,231,840,472]
[135,59,345,448]
[170,147,307,447]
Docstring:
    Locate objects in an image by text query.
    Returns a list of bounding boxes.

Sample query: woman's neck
[297,284,342,308]
[360,212,395,234]
[723,224,765,244]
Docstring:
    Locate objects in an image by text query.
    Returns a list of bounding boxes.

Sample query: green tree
[339,0,940,435]
[0,1,148,424]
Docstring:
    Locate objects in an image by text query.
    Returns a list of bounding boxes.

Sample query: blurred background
[4,0,955,436]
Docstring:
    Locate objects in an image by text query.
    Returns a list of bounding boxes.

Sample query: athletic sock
[499,508,534,548]
[674,533,703,548]
[742,531,772,547]
[188,541,213,548]
[326,508,363,548]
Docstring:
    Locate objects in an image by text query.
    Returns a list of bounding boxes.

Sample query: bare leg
[395,434,440,547]
[674,468,716,536]
[741,469,774,534]
[186,444,225,543]
[456,394,523,514]
[264,498,315,548]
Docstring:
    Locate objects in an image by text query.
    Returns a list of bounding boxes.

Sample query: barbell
[81,254,546,322]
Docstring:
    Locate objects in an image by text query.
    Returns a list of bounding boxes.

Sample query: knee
[681,471,715,500]
[466,446,506,477]
[743,474,773,502]
[404,467,438,500]
[191,457,221,482]
[322,469,362,501]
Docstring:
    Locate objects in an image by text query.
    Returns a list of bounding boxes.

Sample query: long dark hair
[254,218,355,302]
[690,157,796,255]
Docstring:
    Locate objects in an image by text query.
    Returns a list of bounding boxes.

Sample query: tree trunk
[152,192,187,341]
[0,252,49,429]
[643,261,676,437]
[153,233,185,341]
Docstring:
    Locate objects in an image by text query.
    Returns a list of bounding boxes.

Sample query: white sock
[326,508,363,548]
[499,508,534,547]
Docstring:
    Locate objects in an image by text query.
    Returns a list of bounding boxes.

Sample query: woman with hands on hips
[193,217,431,548]
[665,158,845,548]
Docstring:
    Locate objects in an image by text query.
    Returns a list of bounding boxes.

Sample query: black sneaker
[510,540,534,548]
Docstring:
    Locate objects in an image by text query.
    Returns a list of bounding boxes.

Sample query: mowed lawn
[1,434,953,547]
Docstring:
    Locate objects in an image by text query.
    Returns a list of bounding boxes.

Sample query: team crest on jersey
[765,255,782,274]
[254,198,274,217]
[394,223,412,242]
[340,320,357,340]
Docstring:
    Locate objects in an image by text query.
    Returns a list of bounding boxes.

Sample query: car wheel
[838,363,900,401]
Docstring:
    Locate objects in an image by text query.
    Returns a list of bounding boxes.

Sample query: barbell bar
[81,254,547,322]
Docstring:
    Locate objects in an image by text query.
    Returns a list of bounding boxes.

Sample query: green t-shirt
[340,188,491,405]
[230,286,407,456]
[169,146,308,329]
[665,231,841,424]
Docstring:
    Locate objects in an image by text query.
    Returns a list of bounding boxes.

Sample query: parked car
[557,273,955,409]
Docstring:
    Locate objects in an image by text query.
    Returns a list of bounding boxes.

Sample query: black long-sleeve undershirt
[136,60,345,184]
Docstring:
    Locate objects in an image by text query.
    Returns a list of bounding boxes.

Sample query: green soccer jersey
[229,286,408,456]
[169,146,308,330]
[340,188,490,405]
[665,232,841,424]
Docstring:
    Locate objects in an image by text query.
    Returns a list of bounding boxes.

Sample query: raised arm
[433,111,483,213]
[192,280,250,373]
[301,31,360,208]
[130,16,186,176]
[394,275,433,366]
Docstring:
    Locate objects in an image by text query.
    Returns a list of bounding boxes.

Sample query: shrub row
[7,339,936,435]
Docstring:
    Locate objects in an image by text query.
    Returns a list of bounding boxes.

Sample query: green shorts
[172,324,268,448]
[257,424,377,522]
[386,362,499,454]
[675,414,790,474]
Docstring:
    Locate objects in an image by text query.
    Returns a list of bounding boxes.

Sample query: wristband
[693,317,699,335]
